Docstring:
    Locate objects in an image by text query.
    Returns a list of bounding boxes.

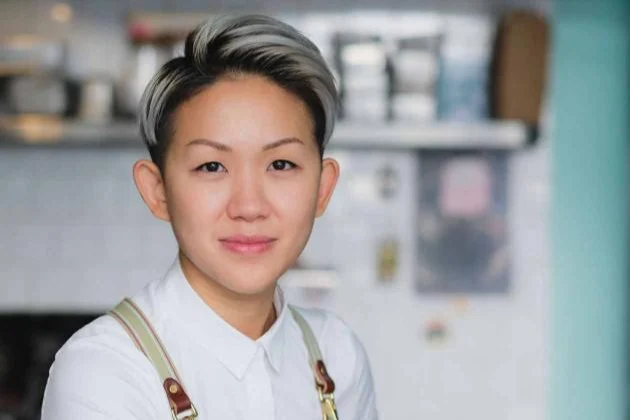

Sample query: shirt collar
[257,287,287,373]
[159,257,288,380]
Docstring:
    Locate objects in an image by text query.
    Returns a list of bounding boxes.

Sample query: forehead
[170,75,316,150]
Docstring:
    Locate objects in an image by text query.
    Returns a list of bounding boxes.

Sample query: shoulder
[287,306,372,391]
[288,305,364,355]
[41,314,167,419]
[288,306,378,419]
[50,313,148,369]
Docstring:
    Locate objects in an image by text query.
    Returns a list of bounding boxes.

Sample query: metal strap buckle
[171,403,198,420]
[318,387,339,420]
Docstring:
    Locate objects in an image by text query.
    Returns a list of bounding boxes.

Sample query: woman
[41,14,378,420]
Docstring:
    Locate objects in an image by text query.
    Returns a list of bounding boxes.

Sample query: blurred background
[0,0,627,419]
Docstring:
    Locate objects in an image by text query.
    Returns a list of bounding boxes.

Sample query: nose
[226,170,271,222]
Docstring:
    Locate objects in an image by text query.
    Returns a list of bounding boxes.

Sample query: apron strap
[289,305,340,420]
[110,299,339,420]
[110,298,198,420]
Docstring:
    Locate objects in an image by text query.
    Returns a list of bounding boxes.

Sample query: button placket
[244,346,275,420]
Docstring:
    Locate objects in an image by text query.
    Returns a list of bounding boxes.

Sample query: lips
[219,235,277,255]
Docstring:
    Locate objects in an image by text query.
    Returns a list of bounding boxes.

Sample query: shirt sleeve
[41,331,167,420]
[320,314,379,420]
[344,332,379,420]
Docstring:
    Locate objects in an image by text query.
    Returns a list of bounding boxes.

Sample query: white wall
[294,140,550,420]
[0,138,550,419]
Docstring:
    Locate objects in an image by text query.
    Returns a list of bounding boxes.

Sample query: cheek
[166,178,227,229]
[271,176,320,224]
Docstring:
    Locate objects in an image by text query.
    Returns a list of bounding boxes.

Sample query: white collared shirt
[41,259,378,420]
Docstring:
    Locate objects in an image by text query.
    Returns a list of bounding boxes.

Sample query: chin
[180,250,283,297]
[224,279,278,297]
[217,269,281,297]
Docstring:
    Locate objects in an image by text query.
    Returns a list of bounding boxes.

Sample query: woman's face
[145,74,338,298]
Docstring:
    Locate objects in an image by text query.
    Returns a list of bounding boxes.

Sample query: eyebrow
[262,137,305,150]
[186,137,305,152]
[186,138,231,151]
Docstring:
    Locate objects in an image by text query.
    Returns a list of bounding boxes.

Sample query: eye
[195,161,226,173]
[269,160,297,171]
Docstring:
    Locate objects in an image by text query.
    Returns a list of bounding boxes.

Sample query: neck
[178,251,277,340]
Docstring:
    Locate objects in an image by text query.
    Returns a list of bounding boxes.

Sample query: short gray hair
[138,14,339,169]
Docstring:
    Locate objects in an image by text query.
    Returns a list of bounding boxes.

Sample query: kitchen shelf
[331,120,532,149]
[0,117,142,147]
[0,117,534,150]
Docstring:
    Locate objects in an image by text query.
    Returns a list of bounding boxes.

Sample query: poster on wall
[415,151,510,294]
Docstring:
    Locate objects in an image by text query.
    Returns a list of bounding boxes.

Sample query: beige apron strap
[110,298,198,420]
[289,305,340,420]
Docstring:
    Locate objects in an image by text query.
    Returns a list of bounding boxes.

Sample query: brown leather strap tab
[163,377,195,418]
[314,360,336,394]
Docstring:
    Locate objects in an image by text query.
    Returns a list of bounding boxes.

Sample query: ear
[315,157,340,218]
[132,159,171,222]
